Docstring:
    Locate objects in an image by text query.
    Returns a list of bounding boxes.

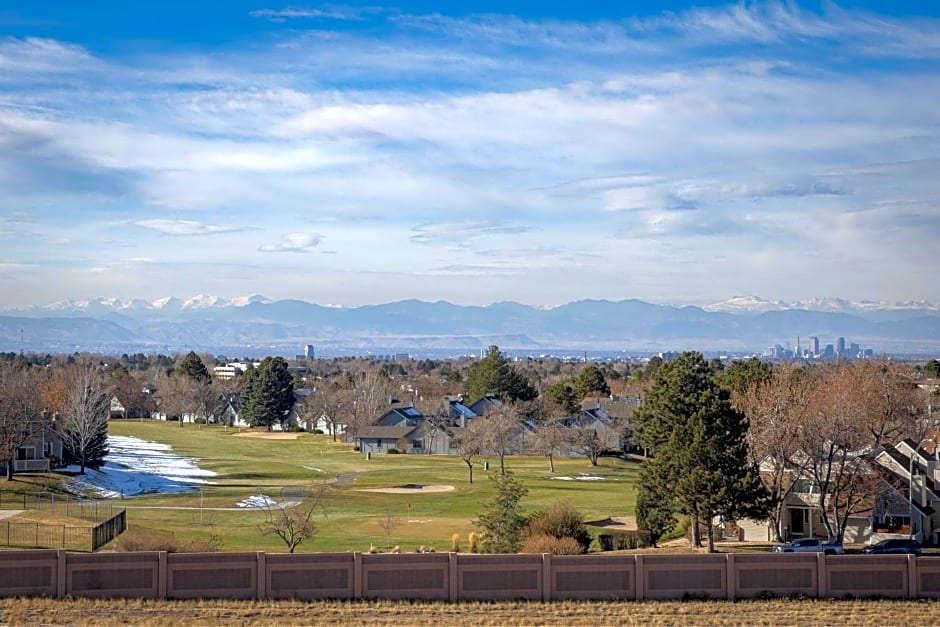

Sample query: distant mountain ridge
[1,294,939,356]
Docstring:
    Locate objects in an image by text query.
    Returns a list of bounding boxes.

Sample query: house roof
[356,426,418,440]
[468,394,502,415]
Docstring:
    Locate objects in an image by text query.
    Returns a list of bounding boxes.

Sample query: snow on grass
[550,475,605,481]
[237,494,277,508]
[66,435,217,498]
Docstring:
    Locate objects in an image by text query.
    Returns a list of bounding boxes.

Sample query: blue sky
[1,1,938,308]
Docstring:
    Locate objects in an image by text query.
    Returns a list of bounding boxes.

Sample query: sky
[1,1,938,309]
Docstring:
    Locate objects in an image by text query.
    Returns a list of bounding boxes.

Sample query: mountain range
[1,295,938,357]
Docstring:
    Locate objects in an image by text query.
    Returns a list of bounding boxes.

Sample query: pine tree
[476,471,528,553]
[465,346,536,402]
[178,352,210,383]
[633,352,769,552]
[240,358,294,429]
[574,364,610,399]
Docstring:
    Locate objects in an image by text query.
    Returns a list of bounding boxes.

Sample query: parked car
[863,539,922,555]
[772,538,845,555]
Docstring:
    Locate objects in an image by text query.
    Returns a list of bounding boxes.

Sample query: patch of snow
[237,494,277,508]
[549,475,605,481]
[66,435,217,498]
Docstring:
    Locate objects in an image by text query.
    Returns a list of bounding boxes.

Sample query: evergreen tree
[476,471,528,553]
[574,364,610,399]
[465,346,536,402]
[543,381,580,416]
[240,357,294,429]
[178,351,210,383]
[633,352,769,552]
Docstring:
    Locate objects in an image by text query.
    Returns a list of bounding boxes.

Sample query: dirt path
[0,510,23,520]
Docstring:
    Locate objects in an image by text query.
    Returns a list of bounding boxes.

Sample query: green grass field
[96,421,640,553]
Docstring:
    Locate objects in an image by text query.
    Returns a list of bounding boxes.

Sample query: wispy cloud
[258,232,322,253]
[410,221,533,247]
[0,2,938,306]
[134,219,243,236]
[250,5,386,22]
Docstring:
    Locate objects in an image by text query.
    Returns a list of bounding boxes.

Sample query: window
[791,479,817,494]
[16,447,36,461]
[412,440,423,449]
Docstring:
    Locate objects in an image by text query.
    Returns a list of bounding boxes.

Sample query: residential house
[375,405,424,428]
[3,414,64,473]
[873,439,940,544]
[468,394,502,417]
[355,425,423,455]
[734,441,937,544]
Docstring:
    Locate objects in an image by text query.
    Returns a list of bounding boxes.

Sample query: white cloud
[134,219,242,236]
[0,3,938,306]
[250,6,384,22]
[259,232,322,253]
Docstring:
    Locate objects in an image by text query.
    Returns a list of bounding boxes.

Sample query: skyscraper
[837,337,845,358]
[304,344,315,359]
[811,336,820,356]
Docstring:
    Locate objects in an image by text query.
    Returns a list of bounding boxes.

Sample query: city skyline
[2,1,939,308]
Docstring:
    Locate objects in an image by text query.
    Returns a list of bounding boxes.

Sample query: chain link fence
[0,490,126,551]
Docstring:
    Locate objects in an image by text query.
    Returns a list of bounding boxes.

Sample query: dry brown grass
[1,597,938,626]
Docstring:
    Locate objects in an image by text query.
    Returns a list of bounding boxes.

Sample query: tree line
[634,352,938,550]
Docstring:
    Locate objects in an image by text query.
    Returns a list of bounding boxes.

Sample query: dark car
[863,539,922,555]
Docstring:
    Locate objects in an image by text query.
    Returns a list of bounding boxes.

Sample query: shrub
[597,530,652,551]
[114,530,222,552]
[387,448,400,454]
[115,530,178,552]
[520,534,584,555]
[523,501,591,553]
[468,531,480,553]
[451,533,461,552]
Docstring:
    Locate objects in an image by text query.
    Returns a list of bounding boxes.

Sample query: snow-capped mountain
[2,294,939,355]
[704,295,940,314]
[29,294,272,315]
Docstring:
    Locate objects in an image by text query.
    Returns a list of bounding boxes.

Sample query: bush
[386,448,400,454]
[523,501,591,553]
[597,530,652,551]
[520,534,584,555]
[194,417,207,425]
[114,530,222,552]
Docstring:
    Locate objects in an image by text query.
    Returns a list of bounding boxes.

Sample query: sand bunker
[359,484,455,494]
[233,431,301,440]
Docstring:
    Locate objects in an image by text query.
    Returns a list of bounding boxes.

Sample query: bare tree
[347,372,395,438]
[304,383,348,441]
[259,484,330,553]
[741,362,811,541]
[0,365,44,480]
[479,404,522,475]
[60,365,110,474]
[532,415,572,473]
[452,419,487,483]
[796,363,879,543]
[857,358,923,446]
[378,508,397,549]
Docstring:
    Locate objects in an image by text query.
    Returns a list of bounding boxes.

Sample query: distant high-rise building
[837,337,846,358]
[811,336,820,356]
[304,344,315,359]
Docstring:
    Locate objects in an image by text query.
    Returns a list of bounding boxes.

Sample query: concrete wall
[0,551,936,601]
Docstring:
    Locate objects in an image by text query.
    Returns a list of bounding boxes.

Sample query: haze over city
[1,1,938,309]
